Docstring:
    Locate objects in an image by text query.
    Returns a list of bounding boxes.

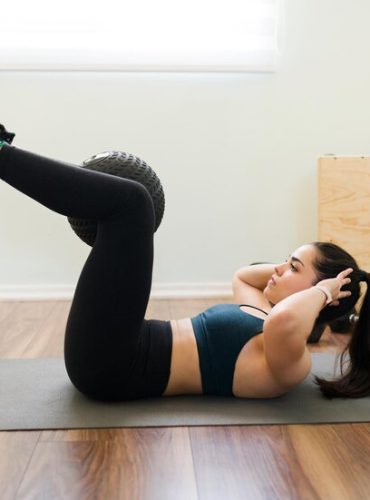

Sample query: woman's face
[263,244,319,305]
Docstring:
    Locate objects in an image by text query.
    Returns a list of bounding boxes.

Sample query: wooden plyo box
[318,156,370,271]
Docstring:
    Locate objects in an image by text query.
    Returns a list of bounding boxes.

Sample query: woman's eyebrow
[290,255,305,267]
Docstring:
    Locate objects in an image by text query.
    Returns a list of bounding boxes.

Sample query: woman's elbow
[232,275,241,301]
[232,274,249,302]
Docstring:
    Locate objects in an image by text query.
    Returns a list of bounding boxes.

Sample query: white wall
[1,0,370,297]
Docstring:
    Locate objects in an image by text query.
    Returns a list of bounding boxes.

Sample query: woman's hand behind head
[315,267,353,306]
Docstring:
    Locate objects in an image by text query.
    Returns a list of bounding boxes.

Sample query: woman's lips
[268,276,276,286]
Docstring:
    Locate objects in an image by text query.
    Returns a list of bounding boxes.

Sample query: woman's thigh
[64,191,156,396]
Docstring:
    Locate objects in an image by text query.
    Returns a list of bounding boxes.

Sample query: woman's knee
[131,180,154,210]
[118,179,155,228]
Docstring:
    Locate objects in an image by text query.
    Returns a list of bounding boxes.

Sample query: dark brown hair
[311,242,370,398]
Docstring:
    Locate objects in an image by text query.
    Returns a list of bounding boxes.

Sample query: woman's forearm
[234,264,276,291]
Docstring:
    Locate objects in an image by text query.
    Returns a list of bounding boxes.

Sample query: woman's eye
[290,263,297,272]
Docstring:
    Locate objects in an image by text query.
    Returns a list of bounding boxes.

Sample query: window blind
[0,0,280,71]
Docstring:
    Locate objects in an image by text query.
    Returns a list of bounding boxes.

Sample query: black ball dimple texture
[68,151,165,246]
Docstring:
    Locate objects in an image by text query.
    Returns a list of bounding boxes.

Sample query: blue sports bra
[191,304,267,397]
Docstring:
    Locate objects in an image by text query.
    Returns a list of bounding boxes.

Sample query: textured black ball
[68,151,165,246]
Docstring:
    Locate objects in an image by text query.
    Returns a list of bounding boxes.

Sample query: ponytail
[315,273,370,398]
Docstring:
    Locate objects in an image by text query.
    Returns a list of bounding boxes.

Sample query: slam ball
[68,151,165,246]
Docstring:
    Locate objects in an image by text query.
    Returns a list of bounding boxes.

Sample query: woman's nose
[275,262,285,276]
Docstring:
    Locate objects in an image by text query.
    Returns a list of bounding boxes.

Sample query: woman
[1,125,369,401]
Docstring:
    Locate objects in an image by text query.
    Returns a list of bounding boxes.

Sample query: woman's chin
[263,287,277,306]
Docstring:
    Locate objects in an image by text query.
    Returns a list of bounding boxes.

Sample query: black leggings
[0,144,172,401]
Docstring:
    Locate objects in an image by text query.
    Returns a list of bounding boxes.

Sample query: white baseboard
[0,285,75,301]
[0,283,232,301]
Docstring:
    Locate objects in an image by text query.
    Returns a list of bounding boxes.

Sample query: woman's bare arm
[232,264,275,304]
[263,269,353,382]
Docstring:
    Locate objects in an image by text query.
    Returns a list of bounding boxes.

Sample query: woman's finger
[338,268,353,279]
[329,300,340,307]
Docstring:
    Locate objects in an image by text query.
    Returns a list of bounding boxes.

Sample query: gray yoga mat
[1,353,369,431]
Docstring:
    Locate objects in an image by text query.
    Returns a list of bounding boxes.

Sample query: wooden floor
[1,298,370,500]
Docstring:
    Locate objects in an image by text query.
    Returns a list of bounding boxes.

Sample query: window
[0,0,280,72]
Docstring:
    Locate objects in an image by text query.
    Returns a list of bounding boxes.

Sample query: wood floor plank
[0,431,40,500]
[168,298,207,319]
[17,428,197,500]
[35,301,69,358]
[145,298,172,321]
[0,301,57,358]
[40,428,123,443]
[189,425,318,500]
[0,300,18,321]
[287,423,370,500]
[190,423,370,500]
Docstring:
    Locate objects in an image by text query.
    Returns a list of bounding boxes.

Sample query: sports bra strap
[239,304,269,316]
